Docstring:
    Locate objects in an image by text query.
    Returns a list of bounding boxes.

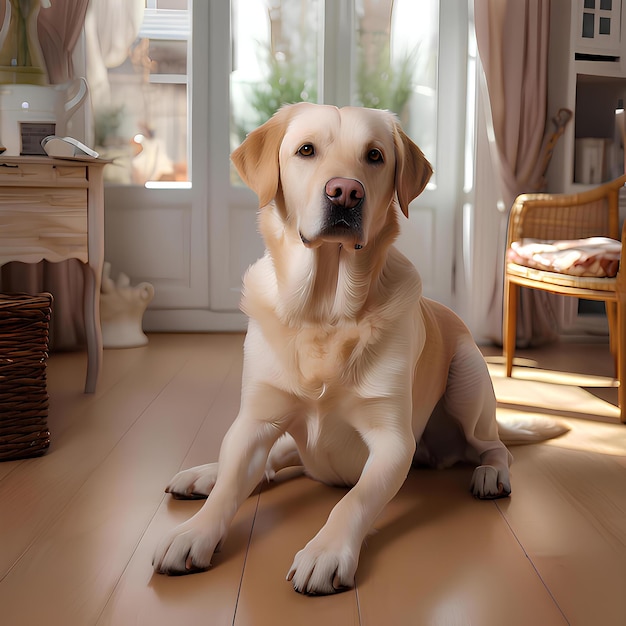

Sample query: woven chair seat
[506,262,617,295]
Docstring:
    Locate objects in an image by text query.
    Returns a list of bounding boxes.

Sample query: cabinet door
[576,0,622,57]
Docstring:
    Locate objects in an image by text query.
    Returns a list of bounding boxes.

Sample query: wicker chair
[503,173,626,423]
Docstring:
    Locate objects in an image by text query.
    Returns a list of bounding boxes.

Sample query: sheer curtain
[84,0,144,107]
[0,0,89,349]
[474,0,557,346]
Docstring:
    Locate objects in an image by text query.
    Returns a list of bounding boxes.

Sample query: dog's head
[231,103,432,250]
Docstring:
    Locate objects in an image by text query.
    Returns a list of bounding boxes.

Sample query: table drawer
[0,188,88,264]
[0,162,87,186]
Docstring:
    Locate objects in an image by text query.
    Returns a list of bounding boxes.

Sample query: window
[354,0,438,165]
[230,0,322,160]
[86,0,191,187]
[229,0,439,183]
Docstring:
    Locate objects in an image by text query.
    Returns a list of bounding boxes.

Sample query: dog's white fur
[153,104,552,594]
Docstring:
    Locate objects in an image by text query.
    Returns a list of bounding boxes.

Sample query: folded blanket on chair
[507,237,621,278]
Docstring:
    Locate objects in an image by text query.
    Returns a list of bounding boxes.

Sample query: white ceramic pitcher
[0,77,88,155]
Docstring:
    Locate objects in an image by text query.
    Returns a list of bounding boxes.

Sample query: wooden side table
[0,156,107,393]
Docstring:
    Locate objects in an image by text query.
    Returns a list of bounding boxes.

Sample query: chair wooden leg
[606,301,618,375]
[618,300,626,423]
[503,277,518,378]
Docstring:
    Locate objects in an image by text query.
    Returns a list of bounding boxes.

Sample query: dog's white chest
[292,322,372,395]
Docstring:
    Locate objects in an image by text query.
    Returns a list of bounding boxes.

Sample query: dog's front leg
[166,433,303,499]
[287,423,416,595]
[153,394,292,575]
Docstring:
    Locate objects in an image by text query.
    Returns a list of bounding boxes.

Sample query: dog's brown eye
[298,144,315,157]
[367,148,383,163]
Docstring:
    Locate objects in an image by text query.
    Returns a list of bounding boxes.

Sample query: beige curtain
[475,0,550,208]
[474,0,557,347]
[0,0,89,350]
[37,0,89,84]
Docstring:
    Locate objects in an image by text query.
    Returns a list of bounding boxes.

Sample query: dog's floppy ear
[231,106,293,207]
[393,123,433,217]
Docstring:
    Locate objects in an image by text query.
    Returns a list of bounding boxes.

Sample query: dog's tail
[496,414,569,445]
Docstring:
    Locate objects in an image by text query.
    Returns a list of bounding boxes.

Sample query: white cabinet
[548,0,626,192]
[576,0,622,58]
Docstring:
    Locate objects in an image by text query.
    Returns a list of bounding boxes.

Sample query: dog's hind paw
[470,465,511,499]
[165,463,218,499]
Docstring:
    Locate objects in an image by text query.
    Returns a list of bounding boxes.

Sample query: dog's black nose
[325,178,364,209]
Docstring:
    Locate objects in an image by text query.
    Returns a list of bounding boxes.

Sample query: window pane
[230,0,321,156]
[229,0,437,184]
[599,16,611,34]
[353,0,439,166]
[582,12,595,38]
[87,0,190,186]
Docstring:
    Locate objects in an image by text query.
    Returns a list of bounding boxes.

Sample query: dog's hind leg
[442,339,513,499]
[166,434,303,499]
[264,433,304,480]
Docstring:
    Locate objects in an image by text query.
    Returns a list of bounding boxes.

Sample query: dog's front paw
[287,536,358,595]
[470,464,511,499]
[153,520,221,575]
[165,463,218,499]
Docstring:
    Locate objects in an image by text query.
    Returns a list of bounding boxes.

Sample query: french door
[103,1,471,331]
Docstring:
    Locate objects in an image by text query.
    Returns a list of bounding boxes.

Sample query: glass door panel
[230,0,322,157]
[353,0,439,173]
[229,0,438,184]
[86,0,191,187]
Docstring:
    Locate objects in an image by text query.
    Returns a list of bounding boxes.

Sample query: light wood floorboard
[1,333,624,625]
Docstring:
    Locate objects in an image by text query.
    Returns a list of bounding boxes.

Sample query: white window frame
[206,0,470,312]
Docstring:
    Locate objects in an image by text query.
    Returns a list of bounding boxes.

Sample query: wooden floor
[1,332,625,626]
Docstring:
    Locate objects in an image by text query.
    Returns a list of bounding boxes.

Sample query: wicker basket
[0,293,52,461]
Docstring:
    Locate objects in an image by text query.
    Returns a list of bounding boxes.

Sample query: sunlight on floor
[498,408,626,457]
[485,356,618,388]
[486,359,625,458]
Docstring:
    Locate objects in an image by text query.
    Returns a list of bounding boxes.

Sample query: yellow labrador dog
[153,103,537,594]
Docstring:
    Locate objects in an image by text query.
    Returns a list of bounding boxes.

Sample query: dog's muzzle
[318,177,364,247]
